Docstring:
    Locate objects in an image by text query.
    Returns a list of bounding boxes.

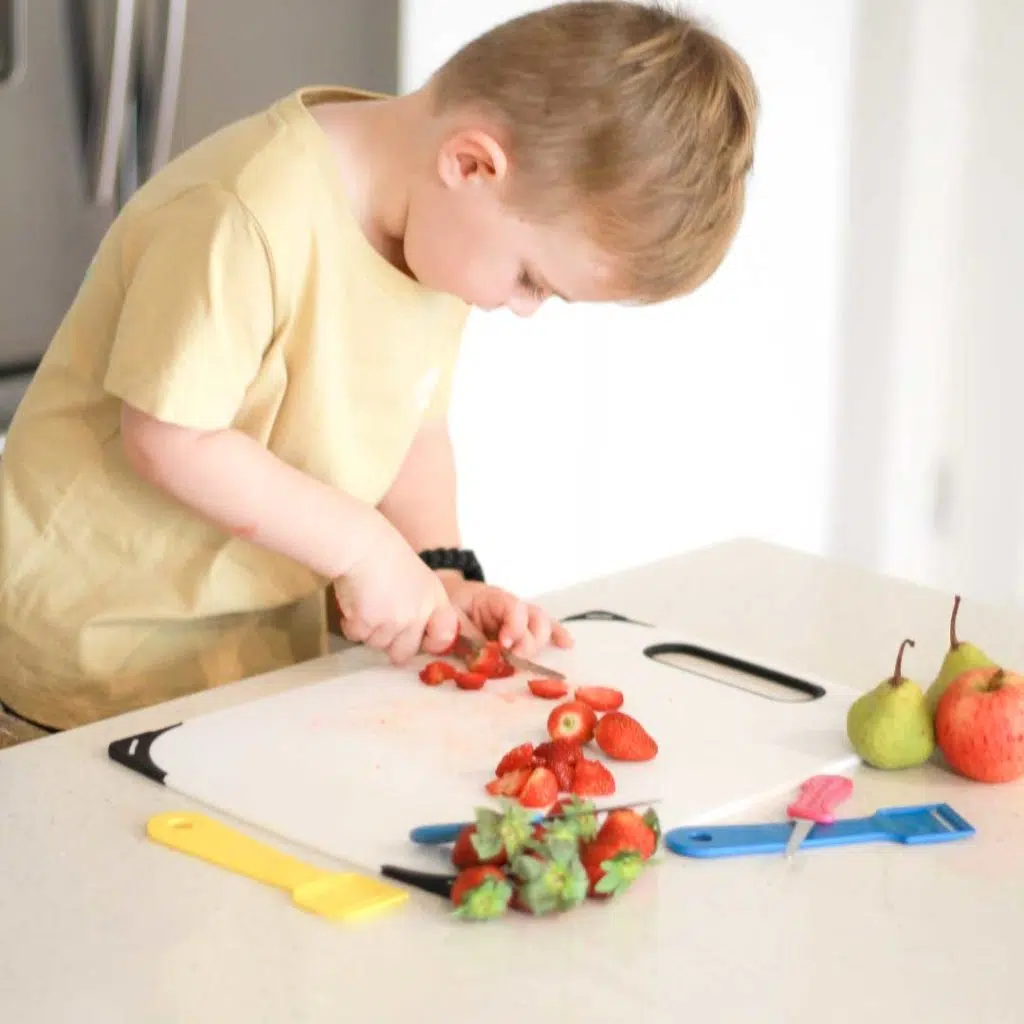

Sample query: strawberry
[450,865,513,920]
[454,671,487,690]
[451,825,507,869]
[579,835,646,899]
[495,742,536,776]
[571,758,616,797]
[543,796,599,843]
[508,838,589,915]
[574,685,624,712]
[419,661,456,686]
[546,701,597,744]
[534,739,583,765]
[518,766,558,809]
[598,808,661,859]
[466,641,514,679]
[594,711,658,761]
[533,739,580,791]
[548,758,575,793]
[528,678,569,700]
[484,768,531,798]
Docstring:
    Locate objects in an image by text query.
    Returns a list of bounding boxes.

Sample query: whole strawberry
[594,711,658,761]
[451,866,513,921]
[453,804,533,868]
[579,835,646,899]
[510,838,589,915]
[597,807,661,859]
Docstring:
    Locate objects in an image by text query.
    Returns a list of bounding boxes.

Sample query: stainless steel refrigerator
[0,0,399,426]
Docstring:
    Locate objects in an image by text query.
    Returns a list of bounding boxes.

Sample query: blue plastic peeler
[664,802,975,859]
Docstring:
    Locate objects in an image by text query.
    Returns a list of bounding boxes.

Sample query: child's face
[404,129,620,315]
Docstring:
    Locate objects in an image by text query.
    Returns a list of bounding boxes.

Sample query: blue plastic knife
[664,803,975,859]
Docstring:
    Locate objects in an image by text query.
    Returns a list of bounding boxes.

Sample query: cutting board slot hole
[644,644,824,703]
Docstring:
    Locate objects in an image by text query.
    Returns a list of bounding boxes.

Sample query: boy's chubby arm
[119,403,459,664]
[377,418,573,659]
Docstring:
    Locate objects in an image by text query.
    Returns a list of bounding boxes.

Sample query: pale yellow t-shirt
[0,87,468,730]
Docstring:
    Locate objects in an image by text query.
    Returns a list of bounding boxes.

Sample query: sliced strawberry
[466,641,514,679]
[574,685,624,713]
[528,678,569,700]
[454,671,487,690]
[495,742,536,776]
[419,660,456,686]
[571,758,616,797]
[548,758,575,793]
[518,766,559,809]
[546,701,597,744]
[484,768,530,798]
[534,739,583,765]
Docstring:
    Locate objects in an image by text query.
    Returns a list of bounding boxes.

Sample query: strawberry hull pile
[417,641,659,808]
[449,799,662,921]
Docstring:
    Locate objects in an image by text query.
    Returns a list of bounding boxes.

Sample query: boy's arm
[120,403,391,581]
[377,418,461,553]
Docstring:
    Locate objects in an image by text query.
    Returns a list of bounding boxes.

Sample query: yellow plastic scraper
[146,811,408,922]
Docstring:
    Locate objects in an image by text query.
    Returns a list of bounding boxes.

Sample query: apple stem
[950,594,962,650]
[988,669,1006,692]
[893,638,916,685]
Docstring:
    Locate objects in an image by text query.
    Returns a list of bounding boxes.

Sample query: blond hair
[431,1,759,303]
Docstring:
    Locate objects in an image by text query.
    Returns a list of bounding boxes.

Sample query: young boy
[0,2,757,735]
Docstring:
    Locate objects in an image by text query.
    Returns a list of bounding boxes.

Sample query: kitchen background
[2,1,1021,612]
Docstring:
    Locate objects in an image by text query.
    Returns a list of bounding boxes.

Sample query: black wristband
[418,547,485,583]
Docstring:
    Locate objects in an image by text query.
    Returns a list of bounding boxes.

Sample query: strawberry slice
[546,700,597,744]
[485,768,531,798]
[528,678,569,699]
[495,742,537,776]
[454,671,487,690]
[534,739,583,765]
[518,766,559,809]
[572,758,616,797]
[574,685,624,712]
[548,758,575,793]
[419,661,456,686]
[466,641,514,679]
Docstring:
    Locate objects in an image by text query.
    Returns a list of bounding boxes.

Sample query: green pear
[925,594,994,716]
[847,638,935,769]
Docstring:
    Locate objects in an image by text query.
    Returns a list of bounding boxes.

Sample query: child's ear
[437,129,508,190]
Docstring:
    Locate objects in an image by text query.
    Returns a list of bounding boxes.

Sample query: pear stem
[892,638,915,686]
[988,669,1006,692]
[950,594,962,650]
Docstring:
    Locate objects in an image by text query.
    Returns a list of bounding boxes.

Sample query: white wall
[829,0,1024,611]
[400,1,856,597]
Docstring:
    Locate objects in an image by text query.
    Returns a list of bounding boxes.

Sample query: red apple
[935,666,1024,783]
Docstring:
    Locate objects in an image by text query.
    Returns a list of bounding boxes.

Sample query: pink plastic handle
[786,774,853,824]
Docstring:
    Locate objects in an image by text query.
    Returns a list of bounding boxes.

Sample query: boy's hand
[334,518,459,665]
[440,576,574,659]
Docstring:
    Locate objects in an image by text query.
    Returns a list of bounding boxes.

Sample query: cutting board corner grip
[108,722,181,784]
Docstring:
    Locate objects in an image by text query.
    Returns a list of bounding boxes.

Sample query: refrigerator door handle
[69,0,138,206]
[137,0,187,181]
[0,0,28,88]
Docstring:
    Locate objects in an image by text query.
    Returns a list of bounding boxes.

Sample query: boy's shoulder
[121,87,364,243]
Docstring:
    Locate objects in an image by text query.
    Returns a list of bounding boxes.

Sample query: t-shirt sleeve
[103,184,275,432]
[421,302,470,422]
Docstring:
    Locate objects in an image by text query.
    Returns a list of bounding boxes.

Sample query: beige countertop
[2,538,1022,1023]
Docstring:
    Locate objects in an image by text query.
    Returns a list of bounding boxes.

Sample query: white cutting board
[109,614,861,873]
